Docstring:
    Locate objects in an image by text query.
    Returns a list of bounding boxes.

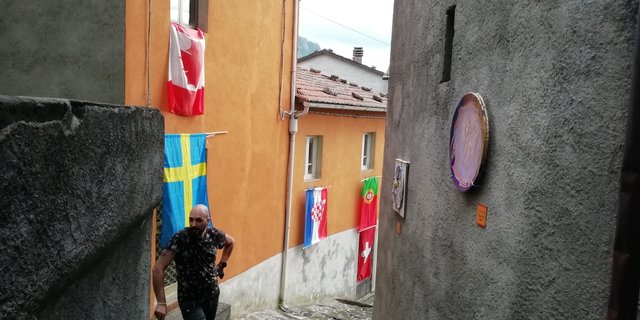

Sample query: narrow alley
[165,295,374,320]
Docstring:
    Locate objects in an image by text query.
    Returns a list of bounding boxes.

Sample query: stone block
[0,96,164,319]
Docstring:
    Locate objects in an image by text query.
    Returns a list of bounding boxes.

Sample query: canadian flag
[168,22,205,116]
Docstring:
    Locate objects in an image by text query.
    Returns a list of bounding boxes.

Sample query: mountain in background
[298,36,321,58]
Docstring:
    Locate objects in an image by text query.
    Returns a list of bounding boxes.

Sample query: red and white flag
[357,227,375,282]
[304,187,328,248]
[168,22,205,116]
[359,177,379,230]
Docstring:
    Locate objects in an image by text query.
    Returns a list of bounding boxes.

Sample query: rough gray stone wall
[0,96,163,319]
[374,1,637,319]
[0,1,125,104]
[39,218,152,320]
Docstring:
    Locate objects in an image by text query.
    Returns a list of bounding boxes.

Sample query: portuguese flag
[359,177,379,230]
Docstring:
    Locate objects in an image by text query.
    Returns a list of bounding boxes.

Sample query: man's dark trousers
[179,290,220,320]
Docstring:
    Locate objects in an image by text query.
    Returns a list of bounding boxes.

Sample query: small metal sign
[476,203,487,228]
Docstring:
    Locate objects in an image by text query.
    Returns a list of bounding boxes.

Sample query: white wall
[299,56,388,94]
[220,228,360,317]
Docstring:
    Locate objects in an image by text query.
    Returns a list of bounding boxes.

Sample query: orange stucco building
[1,0,385,317]
[291,68,387,247]
[2,0,385,316]
[291,113,385,245]
[124,0,294,281]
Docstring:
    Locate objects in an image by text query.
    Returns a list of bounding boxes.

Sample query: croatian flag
[168,22,205,116]
[304,187,328,248]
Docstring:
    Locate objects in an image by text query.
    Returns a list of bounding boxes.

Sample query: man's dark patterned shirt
[166,227,226,304]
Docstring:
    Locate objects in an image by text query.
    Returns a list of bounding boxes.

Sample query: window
[305,136,323,180]
[171,0,194,26]
[441,5,455,83]
[361,132,375,170]
[170,0,208,31]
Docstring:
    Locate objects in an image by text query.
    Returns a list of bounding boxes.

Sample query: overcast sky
[298,0,393,72]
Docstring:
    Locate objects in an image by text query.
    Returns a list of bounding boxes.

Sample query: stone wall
[374,1,637,319]
[0,1,125,103]
[0,96,163,319]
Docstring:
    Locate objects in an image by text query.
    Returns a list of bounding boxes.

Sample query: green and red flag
[359,177,379,231]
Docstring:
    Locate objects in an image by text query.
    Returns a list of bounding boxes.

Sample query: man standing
[153,204,235,320]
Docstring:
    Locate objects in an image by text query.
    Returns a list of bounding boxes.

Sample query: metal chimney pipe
[353,47,363,63]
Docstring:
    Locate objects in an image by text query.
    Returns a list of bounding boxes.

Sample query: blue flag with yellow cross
[161,134,209,247]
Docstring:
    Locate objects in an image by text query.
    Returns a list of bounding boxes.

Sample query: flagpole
[303,186,332,191]
[205,131,228,138]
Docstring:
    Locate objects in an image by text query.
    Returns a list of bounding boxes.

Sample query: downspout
[297,101,311,118]
[279,0,301,309]
[279,102,311,310]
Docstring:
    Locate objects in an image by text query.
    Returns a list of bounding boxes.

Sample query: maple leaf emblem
[180,39,203,88]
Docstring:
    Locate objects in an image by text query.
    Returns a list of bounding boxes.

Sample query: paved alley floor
[233,298,373,320]
[165,295,374,320]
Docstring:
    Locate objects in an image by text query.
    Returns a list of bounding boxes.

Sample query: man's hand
[154,304,167,319]
[217,234,235,280]
[152,250,174,320]
[216,261,227,279]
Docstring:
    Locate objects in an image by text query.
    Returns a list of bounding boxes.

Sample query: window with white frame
[305,136,322,180]
[361,132,375,170]
[170,0,208,31]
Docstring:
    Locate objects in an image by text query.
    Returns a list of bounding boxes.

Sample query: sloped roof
[296,67,387,112]
[298,49,385,76]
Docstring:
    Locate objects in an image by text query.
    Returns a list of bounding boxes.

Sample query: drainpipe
[279,102,310,310]
[279,0,301,309]
[297,101,311,118]
[279,115,297,309]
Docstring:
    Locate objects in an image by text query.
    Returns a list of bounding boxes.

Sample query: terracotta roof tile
[295,68,387,111]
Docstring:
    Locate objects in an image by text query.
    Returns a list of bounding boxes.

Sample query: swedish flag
[161,134,209,247]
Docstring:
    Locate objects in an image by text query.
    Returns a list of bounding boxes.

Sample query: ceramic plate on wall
[449,92,489,192]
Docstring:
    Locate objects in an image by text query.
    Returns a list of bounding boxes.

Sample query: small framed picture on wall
[392,159,409,218]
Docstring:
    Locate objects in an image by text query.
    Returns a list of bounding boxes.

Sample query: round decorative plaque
[449,92,489,192]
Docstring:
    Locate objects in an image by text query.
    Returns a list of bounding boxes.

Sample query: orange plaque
[396,221,402,234]
[476,203,487,228]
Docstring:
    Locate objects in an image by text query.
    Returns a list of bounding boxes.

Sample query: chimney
[352,47,363,63]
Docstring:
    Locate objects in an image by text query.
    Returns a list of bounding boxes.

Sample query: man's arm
[219,234,235,264]
[152,249,175,319]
